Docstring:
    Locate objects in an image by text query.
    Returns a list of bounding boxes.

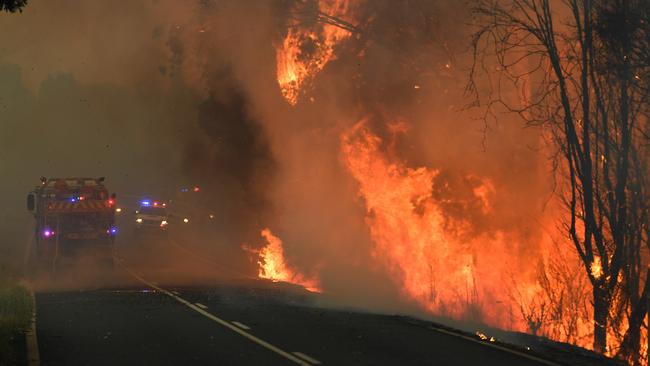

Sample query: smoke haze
[0,0,557,324]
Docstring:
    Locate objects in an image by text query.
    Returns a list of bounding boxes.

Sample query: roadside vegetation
[1,1,32,363]
[0,267,32,365]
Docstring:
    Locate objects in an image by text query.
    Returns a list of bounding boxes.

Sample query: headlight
[136,218,143,223]
[183,218,189,223]
[160,220,168,226]
[115,208,122,213]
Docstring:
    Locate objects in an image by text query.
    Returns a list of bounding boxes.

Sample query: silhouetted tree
[0,0,27,13]
[470,1,649,363]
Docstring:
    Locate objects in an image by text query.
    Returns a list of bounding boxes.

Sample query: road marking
[232,321,251,330]
[195,302,208,310]
[117,261,311,366]
[171,290,180,295]
[428,326,561,366]
[26,287,40,366]
[292,352,321,365]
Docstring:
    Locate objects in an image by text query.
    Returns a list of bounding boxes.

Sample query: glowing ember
[476,331,489,340]
[251,228,321,293]
[276,0,355,105]
[590,256,603,280]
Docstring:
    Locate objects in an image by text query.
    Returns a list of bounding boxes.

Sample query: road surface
[32,234,557,366]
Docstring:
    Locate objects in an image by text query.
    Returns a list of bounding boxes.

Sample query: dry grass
[0,277,32,365]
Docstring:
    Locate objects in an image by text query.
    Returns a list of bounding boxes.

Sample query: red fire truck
[26,177,117,268]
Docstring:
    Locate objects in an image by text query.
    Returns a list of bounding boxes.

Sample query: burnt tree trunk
[593,284,608,354]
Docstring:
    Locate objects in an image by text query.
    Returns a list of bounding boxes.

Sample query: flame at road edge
[247,228,322,293]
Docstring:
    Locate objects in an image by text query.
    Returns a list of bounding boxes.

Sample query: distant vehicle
[26,177,117,268]
[134,200,169,234]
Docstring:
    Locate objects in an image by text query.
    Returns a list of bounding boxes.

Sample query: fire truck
[26,177,117,268]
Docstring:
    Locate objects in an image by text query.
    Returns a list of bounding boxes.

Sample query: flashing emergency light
[193,186,200,192]
[141,200,151,206]
[180,188,189,192]
[79,196,85,201]
[108,199,115,206]
[153,201,159,206]
[69,197,77,203]
[43,229,54,237]
[108,226,118,235]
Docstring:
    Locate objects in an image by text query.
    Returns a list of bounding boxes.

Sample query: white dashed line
[195,302,208,310]
[118,262,311,366]
[232,321,251,330]
[292,352,321,365]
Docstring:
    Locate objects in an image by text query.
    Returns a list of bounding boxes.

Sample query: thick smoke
[157,0,556,316]
[1,0,558,323]
[180,71,275,244]
[0,1,193,276]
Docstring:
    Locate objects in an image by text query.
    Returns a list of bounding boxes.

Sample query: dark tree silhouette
[0,0,27,13]
[470,1,649,364]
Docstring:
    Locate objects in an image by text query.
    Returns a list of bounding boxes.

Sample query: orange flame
[340,118,650,363]
[590,256,603,280]
[340,118,524,327]
[253,228,321,292]
[276,0,354,105]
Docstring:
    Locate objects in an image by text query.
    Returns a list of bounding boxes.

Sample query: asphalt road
[32,234,554,366]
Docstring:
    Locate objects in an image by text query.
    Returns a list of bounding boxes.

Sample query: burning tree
[276,0,357,105]
[470,0,650,363]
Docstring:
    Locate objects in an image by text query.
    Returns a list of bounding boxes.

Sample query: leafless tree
[0,0,27,13]
[469,0,650,363]
[508,241,592,345]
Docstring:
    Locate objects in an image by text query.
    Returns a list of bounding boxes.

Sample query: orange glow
[276,0,354,105]
[590,256,603,280]
[340,118,525,327]
[271,1,647,358]
[253,228,321,293]
[338,118,650,359]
